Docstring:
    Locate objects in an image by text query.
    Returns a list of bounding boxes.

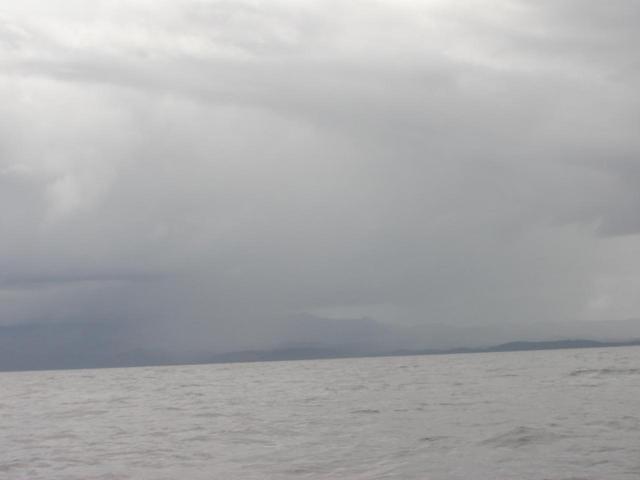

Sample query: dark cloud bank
[2,1,640,370]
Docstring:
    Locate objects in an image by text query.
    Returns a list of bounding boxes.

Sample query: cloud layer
[2,0,640,354]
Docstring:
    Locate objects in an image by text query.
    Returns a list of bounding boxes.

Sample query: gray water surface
[2,347,640,479]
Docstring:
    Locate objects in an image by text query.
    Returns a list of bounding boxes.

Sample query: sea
[2,346,640,479]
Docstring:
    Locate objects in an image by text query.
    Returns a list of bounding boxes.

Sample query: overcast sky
[1,0,640,356]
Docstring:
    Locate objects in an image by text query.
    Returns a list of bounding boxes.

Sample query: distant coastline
[2,337,639,372]
[202,339,640,364]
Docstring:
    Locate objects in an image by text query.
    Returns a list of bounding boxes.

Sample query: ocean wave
[480,426,564,448]
[569,367,640,377]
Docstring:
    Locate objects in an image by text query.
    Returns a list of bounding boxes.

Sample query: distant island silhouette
[200,339,640,364]
[1,330,639,372]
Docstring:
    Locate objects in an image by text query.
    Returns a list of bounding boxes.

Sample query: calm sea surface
[2,347,640,479]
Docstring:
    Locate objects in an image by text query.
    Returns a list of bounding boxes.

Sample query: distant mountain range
[1,324,639,372]
[200,339,640,364]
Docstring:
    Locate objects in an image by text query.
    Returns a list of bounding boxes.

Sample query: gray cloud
[1,0,640,360]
